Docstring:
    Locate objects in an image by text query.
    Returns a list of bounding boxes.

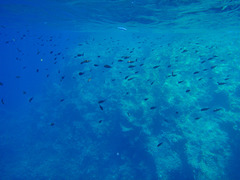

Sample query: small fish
[99,104,103,110]
[201,60,206,64]
[193,71,199,74]
[16,76,21,78]
[201,108,210,111]
[118,59,123,62]
[50,122,55,126]
[127,61,135,63]
[60,99,64,102]
[213,108,222,112]
[98,100,105,104]
[203,68,208,71]
[117,27,127,31]
[144,98,149,101]
[94,64,99,67]
[122,56,130,59]
[125,76,129,79]
[128,65,135,68]
[151,81,154,85]
[128,77,134,81]
[182,49,188,53]
[79,72,84,76]
[178,80,184,84]
[98,120,102,123]
[211,65,217,69]
[77,53,84,57]
[81,60,91,64]
[29,97,33,103]
[0,82,3,86]
[186,89,190,93]
[153,65,160,69]
[217,82,226,85]
[157,142,163,147]
[104,65,112,68]
[150,106,156,110]
[195,117,201,120]
[1,98,4,104]
[172,71,177,77]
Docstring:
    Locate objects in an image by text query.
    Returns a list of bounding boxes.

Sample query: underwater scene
[1,0,240,179]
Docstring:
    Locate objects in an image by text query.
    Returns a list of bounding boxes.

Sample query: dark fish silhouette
[104,65,112,68]
[208,56,217,60]
[81,60,91,64]
[60,99,64,102]
[201,108,210,111]
[150,106,156,110]
[1,98,4,104]
[79,72,84,76]
[128,65,135,68]
[29,97,33,103]
[99,104,103,110]
[186,89,190,93]
[151,81,154,85]
[144,98,148,101]
[94,64,99,67]
[217,82,226,85]
[122,56,130,59]
[98,100,105,104]
[203,69,208,71]
[157,142,163,147]
[127,61,135,63]
[125,76,129,79]
[195,117,201,120]
[50,122,55,126]
[77,53,84,57]
[153,65,160,69]
[178,81,184,84]
[211,65,217,69]
[99,120,102,123]
[172,71,177,77]
[118,59,123,62]
[0,82,3,86]
[193,71,199,74]
[213,108,222,112]
[128,78,134,81]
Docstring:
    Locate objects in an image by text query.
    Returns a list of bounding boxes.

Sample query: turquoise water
[1,0,240,179]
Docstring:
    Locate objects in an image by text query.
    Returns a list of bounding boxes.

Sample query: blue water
[1,0,240,179]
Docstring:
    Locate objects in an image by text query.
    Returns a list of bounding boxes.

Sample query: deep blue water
[1,0,240,180]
